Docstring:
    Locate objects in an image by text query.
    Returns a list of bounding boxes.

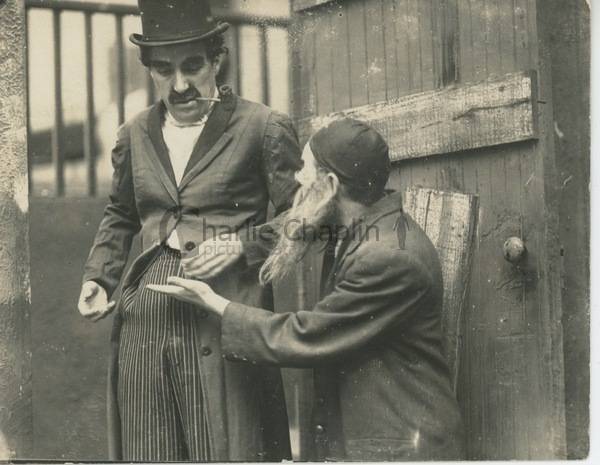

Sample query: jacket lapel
[178,89,237,190]
[322,192,404,294]
[145,103,179,203]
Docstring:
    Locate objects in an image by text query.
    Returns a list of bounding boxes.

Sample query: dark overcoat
[83,86,301,461]
[221,191,466,461]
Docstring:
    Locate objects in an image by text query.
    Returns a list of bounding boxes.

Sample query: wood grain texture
[545,0,590,458]
[403,187,478,392]
[364,0,387,103]
[0,0,33,458]
[297,71,538,160]
[292,0,336,12]
[330,2,352,111]
[289,0,569,459]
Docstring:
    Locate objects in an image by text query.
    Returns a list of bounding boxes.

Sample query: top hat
[130,0,229,47]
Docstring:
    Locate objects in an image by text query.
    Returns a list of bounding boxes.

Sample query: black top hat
[130,0,229,47]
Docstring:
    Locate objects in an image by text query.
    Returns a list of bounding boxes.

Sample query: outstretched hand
[147,277,230,316]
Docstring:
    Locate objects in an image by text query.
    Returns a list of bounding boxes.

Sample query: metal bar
[259,25,270,106]
[84,11,96,196]
[115,14,126,126]
[24,0,290,28]
[233,25,241,95]
[52,9,65,196]
[26,0,138,16]
[146,70,155,107]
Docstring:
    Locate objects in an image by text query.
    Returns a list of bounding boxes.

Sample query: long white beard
[259,178,337,285]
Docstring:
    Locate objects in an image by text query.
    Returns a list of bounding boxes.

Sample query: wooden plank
[298,13,317,117]
[289,15,304,120]
[297,71,538,161]
[314,9,334,114]
[364,0,387,103]
[418,0,436,90]
[346,0,369,107]
[497,0,516,74]
[484,0,503,76]
[403,187,479,391]
[395,0,412,96]
[292,0,335,12]
[405,0,422,91]
[513,0,533,70]
[441,0,459,85]
[330,1,352,111]
[470,0,488,81]
[457,0,475,81]
[382,0,399,100]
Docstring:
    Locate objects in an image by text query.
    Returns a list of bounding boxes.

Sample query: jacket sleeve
[240,111,302,267]
[82,125,141,298]
[221,248,433,368]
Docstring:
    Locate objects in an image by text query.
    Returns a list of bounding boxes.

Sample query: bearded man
[77,0,300,461]
[151,118,467,461]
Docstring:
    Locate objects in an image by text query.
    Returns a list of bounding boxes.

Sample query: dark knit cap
[309,118,391,197]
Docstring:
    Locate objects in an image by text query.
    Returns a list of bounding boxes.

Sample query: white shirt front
[162,112,207,185]
[162,96,215,250]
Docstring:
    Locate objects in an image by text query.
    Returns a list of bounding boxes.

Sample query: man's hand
[78,281,116,322]
[181,233,244,279]
[147,277,230,316]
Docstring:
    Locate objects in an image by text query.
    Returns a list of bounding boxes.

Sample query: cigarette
[194,97,221,102]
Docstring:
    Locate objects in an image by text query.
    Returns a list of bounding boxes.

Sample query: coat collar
[145,85,237,197]
[321,190,404,294]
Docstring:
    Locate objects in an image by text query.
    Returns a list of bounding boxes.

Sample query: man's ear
[212,53,224,75]
[325,172,340,198]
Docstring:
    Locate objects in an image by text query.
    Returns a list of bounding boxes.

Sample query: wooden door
[280,0,571,459]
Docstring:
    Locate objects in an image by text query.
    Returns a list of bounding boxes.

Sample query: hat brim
[129,22,229,47]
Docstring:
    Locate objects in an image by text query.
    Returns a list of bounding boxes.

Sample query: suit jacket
[83,86,301,461]
[221,191,466,461]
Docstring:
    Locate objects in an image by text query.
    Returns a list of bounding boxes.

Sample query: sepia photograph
[0,0,591,462]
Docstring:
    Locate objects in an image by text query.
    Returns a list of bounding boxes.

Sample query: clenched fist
[78,281,116,322]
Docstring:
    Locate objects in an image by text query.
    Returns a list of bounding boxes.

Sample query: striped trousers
[118,247,210,461]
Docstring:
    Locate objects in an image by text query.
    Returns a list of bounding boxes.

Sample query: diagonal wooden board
[403,187,479,393]
[291,0,336,12]
[296,71,538,161]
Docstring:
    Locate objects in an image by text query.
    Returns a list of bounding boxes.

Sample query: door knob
[503,237,526,263]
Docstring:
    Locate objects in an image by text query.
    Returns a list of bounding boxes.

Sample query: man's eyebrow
[148,59,171,67]
[182,55,206,66]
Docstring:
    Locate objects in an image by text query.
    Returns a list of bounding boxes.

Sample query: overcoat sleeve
[221,247,433,368]
[82,124,141,298]
[240,111,301,267]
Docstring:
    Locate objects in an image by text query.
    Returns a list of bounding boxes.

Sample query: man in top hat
[77,0,300,461]
[150,118,467,461]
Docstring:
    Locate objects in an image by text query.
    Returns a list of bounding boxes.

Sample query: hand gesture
[147,276,230,316]
[181,232,243,279]
[78,281,116,322]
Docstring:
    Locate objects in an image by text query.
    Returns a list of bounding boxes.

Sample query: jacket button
[315,424,325,434]
[184,241,196,251]
[201,347,212,356]
[198,310,208,319]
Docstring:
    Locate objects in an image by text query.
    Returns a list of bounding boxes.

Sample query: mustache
[169,88,201,104]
